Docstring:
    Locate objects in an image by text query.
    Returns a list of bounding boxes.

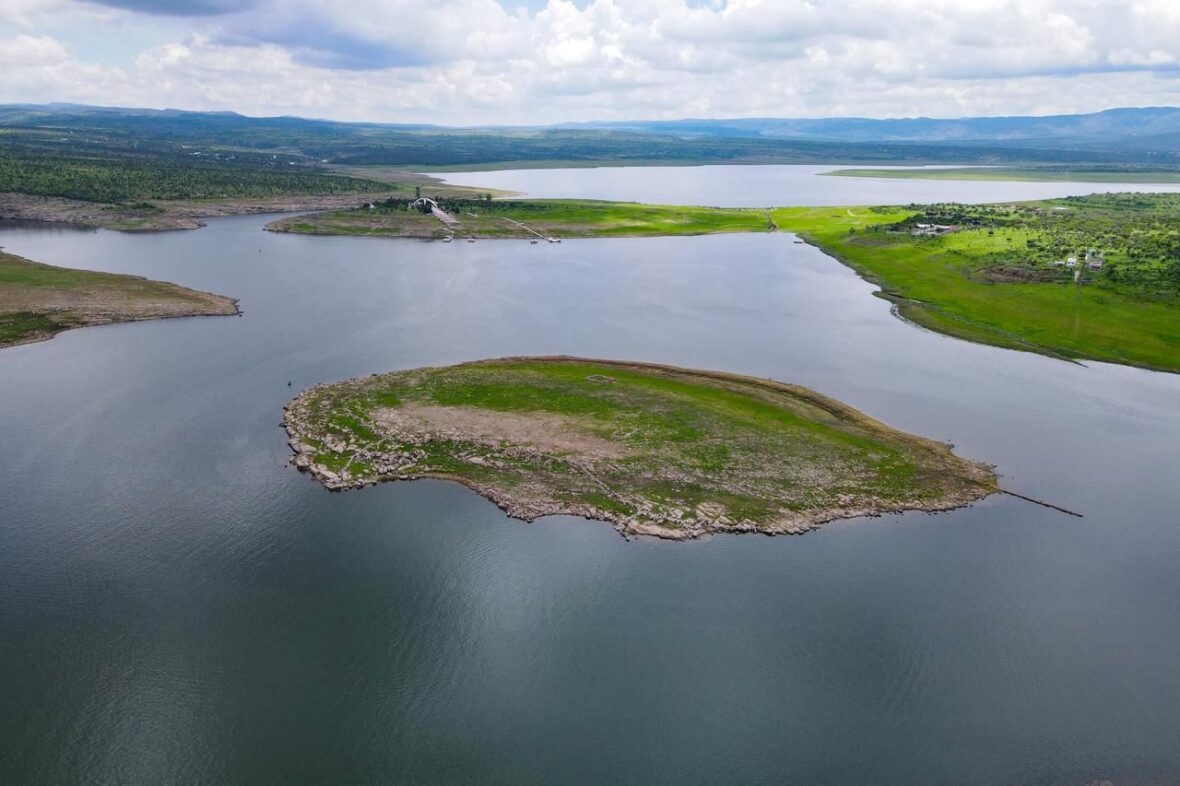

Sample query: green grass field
[283,358,995,539]
[773,203,1180,372]
[0,251,238,347]
[268,198,776,239]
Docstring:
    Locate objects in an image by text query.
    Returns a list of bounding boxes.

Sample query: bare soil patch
[373,404,632,460]
[973,264,1060,284]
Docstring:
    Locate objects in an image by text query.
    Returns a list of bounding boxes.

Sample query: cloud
[4,0,1180,123]
[0,34,70,65]
[203,0,528,70]
[217,26,433,71]
[0,33,128,101]
[82,0,256,16]
[1,0,71,27]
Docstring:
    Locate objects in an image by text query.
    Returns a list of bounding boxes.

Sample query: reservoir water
[2,167,1180,785]
[440,163,1180,206]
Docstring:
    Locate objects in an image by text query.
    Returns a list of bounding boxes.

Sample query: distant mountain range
[560,107,1180,149]
[3,104,1180,167]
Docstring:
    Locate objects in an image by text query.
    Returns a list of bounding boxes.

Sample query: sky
[3,0,1180,125]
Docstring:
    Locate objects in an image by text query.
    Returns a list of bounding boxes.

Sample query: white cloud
[0,0,69,28]
[3,0,1180,123]
[0,34,129,102]
[0,34,70,65]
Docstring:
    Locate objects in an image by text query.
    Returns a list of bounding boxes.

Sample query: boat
[443,236,453,243]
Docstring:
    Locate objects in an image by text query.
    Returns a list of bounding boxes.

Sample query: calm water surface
[441,163,1180,206]
[2,169,1180,785]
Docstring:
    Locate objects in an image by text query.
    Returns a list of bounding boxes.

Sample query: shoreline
[282,356,998,541]
[772,204,1180,376]
[285,460,994,541]
[2,302,241,350]
[0,250,240,349]
[287,463,993,541]
[823,166,1180,184]
[0,192,397,233]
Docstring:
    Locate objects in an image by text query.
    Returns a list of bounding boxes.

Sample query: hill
[5,104,1180,170]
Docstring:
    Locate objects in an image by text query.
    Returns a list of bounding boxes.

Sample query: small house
[912,223,956,237]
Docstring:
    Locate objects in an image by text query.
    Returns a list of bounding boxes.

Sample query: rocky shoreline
[285,429,991,542]
[281,357,998,541]
[0,192,392,232]
[2,302,241,350]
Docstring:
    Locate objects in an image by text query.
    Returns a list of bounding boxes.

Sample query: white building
[912,223,955,236]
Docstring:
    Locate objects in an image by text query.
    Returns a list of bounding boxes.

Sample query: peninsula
[283,357,997,540]
[265,197,773,239]
[0,250,238,348]
[772,195,1180,373]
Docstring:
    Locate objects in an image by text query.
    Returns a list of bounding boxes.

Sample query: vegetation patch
[773,195,1180,373]
[283,357,996,540]
[0,146,492,231]
[0,146,390,204]
[267,197,775,239]
[0,250,238,348]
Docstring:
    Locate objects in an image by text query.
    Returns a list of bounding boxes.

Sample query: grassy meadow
[773,198,1180,372]
[268,198,776,239]
[284,358,996,538]
[0,251,238,347]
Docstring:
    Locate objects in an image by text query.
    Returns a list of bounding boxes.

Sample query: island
[0,250,238,348]
[282,357,997,539]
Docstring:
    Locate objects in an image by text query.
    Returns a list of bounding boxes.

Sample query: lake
[439,163,1180,206]
[2,167,1179,785]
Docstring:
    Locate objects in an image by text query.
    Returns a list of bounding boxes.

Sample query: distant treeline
[302,131,1174,167]
[0,146,389,203]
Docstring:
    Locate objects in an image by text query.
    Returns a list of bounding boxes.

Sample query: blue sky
[2,0,1179,124]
